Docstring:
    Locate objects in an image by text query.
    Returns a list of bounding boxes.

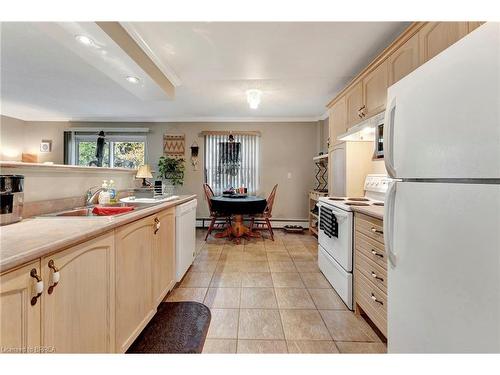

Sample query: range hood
[337,112,384,142]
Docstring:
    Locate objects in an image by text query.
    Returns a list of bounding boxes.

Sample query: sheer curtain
[204,133,260,195]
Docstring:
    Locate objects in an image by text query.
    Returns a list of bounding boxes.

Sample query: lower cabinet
[354,213,387,337]
[115,215,156,353]
[152,208,176,306]
[41,233,115,353]
[0,206,179,353]
[0,261,41,353]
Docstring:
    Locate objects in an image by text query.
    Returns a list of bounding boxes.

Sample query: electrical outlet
[287,172,292,179]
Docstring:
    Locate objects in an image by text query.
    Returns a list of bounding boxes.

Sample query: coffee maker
[0,175,24,225]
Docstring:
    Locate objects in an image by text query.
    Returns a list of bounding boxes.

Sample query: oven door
[318,202,353,272]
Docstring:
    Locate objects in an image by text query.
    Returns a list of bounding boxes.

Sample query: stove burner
[328,197,345,201]
[372,202,384,206]
[345,202,370,206]
[347,197,369,201]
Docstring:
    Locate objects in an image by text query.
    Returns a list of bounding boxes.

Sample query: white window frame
[73,134,148,168]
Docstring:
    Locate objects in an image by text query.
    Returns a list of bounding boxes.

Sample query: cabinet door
[152,208,176,305]
[0,261,41,353]
[42,233,115,353]
[388,33,419,85]
[345,81,364,128]
[362,60,389,118]
[115,216,155,353]
[328,96,347,147]
[419,22,468,64]
[468,22,485,33]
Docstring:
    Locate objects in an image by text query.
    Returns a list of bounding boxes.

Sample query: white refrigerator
[383,23,500,353]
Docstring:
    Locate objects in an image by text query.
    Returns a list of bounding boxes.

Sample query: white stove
[317,174,390,310]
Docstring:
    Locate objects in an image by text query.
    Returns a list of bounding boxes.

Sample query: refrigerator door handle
[384,97,397,178]
[384,180,397,268]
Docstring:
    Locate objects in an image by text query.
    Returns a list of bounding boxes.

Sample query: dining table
[210,195,267,242]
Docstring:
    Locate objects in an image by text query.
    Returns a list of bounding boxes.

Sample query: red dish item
[92,206,135,216]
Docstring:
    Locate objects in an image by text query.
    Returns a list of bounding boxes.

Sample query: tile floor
[166,228,387,354]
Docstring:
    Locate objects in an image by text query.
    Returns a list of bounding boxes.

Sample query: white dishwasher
[175,199,197,281]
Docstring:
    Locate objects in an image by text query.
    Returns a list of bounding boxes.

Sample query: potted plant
[157,156,185,195]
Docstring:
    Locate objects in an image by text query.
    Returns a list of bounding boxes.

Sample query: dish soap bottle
[98,180,111,205]
[108,179,117,202]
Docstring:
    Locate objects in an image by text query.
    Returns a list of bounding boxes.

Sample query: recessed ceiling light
[246,89,262,109]
[126,76,140,84]
[75,35,95,47]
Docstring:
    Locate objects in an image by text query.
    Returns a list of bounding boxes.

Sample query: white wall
[1,117,319,219]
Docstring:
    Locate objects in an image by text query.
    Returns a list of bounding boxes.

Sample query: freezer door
[388,181,500,353]
[384,23,500,179]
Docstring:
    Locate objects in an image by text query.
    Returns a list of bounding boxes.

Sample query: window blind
[204,133,260,195]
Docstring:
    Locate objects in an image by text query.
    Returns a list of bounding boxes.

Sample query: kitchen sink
[40,205,141,218]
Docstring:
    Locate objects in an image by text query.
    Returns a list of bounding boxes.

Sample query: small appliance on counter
[0,175,24,225]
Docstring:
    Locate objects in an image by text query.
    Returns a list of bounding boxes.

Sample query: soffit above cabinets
[1,22,409,122]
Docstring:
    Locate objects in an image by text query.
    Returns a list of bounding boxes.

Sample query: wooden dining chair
[203,183,231,240]
[249,184,278,241]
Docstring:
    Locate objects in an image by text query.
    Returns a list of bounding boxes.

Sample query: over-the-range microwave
[373,120,384,159]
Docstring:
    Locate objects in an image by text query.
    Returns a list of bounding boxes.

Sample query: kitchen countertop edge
[351,205,384,220]
[0,194,196,274]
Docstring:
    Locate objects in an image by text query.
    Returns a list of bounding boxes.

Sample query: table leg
[214,215,261,242]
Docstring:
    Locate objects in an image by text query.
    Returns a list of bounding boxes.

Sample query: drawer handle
[371,271,384,282]
[371,227,383,235]
[154,217,160,234]
[371,293,384,305]
[371,249,384,258]
[47,260,60,294]
[30,269,43,306]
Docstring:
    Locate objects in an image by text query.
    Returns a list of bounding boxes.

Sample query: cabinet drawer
[355,271,387,336]
[355,231,386,269]
[355,251,387,294]
[355,214,384,244]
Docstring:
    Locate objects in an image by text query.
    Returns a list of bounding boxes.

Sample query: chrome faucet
[86,186,104,207]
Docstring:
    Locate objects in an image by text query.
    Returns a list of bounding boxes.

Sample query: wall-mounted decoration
[40,140,52,153]
[190,141,200,171]
[163,134,185,158]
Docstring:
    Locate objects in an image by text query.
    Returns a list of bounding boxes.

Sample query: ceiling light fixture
[75,35,95,47]
[246,89,262,109]
[126,76,140,84]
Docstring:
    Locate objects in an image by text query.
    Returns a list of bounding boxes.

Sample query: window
[204,133,260,194]
[65,131,147,169]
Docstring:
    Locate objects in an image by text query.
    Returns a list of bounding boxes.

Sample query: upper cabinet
[327,22,479,132]
[418,22,468,64]
[362,59,388,118]
[388,33,419,85]
[345,81,364,128]
[329,96,347,147]
[468,22,485,33]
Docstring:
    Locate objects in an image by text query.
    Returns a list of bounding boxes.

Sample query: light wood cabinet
[345,81,364,128]
[418,22,468,64]
[468,22,485,33]
[152,208,176,305]
[0,261,41,353]
[328,96,347,147]
[362,60,388,118]
[115,215,156,353]
[388,33,419,85]
[41,233,115,353]
[354,213,387,337]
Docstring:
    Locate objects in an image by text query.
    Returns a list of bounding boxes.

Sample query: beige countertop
[0,195,196,273]
[351,204,384,220]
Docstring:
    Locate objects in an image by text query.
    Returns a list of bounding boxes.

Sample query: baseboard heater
[196,218,309,229]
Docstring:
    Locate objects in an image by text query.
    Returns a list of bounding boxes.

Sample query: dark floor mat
[126,301,211,354]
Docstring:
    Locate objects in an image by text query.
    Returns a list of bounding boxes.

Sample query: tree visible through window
[74,135,146,169]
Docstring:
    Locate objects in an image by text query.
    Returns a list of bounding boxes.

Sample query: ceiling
[1,22,409,122]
